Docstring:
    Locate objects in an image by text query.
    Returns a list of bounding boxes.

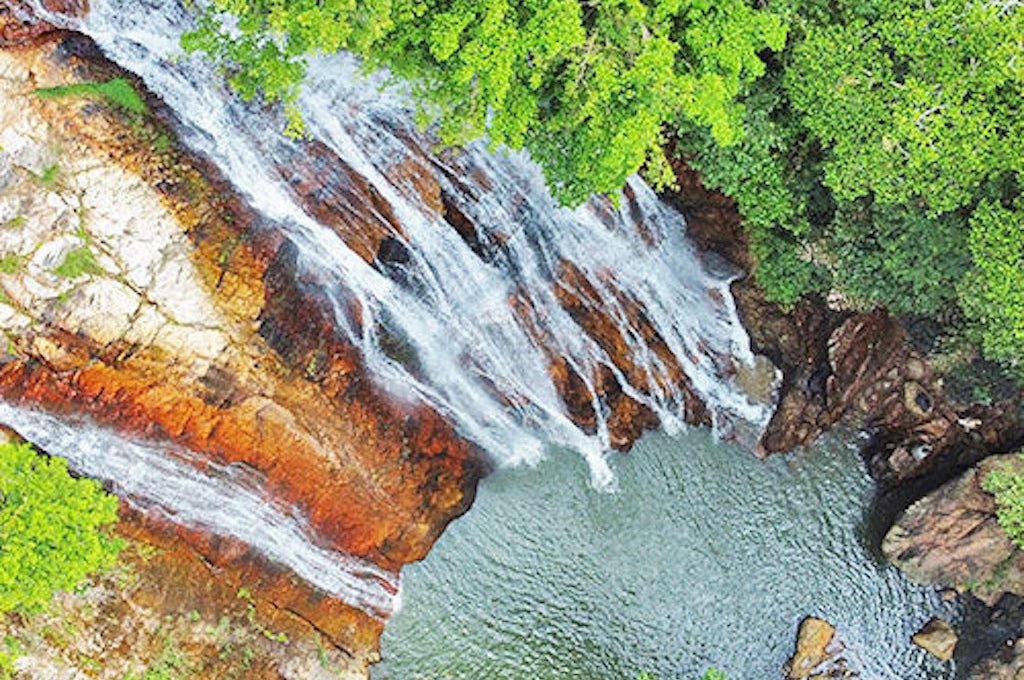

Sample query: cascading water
[0,403,400,620]
[23,0,770,490]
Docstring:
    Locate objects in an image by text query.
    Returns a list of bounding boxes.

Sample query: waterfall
[0,403,400,619]
[22,0,769,489]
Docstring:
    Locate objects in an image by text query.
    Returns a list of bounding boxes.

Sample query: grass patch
[0,254,23,274]
[34,78,147,115]
[33,163,60,189]
[54,247,103,278]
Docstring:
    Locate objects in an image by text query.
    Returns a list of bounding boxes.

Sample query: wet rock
[665,154,1023,478]
[0,35,480,673]
[786,617,839,679]
[913,617,958,661]
[970,638,1024,680]
[883,454,1024,605]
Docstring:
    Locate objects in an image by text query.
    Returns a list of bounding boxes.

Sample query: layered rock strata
[0,29,478,672]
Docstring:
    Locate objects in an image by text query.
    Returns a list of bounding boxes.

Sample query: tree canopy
[182,0,787,204]
[0,440,122,613]
[185,0,1023,383]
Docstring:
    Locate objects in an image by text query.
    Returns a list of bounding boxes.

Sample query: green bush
[825,201,971,315]
[185,0,1023,381]
[0,441,123,613]
[959,200,1024,379]
[982,455,1024,549]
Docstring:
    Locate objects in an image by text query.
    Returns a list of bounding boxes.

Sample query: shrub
[959,200,1024,379]
[182,0,787,204]
[0,440,123,613]
[982,455,1024,549]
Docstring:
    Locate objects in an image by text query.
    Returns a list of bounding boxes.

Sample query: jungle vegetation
[182,0,1023,384]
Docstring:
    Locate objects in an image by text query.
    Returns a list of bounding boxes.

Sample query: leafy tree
[185,0,1023,382]
[182,0,787,203]
[0,441,123,613]
[785,0,1023,213]
[959,199,1024,377]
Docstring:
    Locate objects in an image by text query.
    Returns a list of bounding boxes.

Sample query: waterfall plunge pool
[374,429,956,680]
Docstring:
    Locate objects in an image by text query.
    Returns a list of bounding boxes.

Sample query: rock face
[667,157,1023,481]
[883,454,1024,605]
[913,618,958,662]
[785,617,838,679]
[0,30,479,672]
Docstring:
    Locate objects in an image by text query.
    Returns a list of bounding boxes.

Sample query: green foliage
[982,455,1024,549]
[184,0,1023,379]
[959,199,1024,377]
[120,636,192,680]
[0,441,123,614]
[825,201,971,315]
[638,668,727,680]
[0,637,19,680]
[33,163,60,189]
[785,0,1023,214]
[679,0,1024,371]
[182,0,787,203]
[34,78,148,115]
[54,247,103,279]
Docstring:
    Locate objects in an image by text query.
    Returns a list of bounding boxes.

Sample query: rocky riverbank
[0,18,478,676]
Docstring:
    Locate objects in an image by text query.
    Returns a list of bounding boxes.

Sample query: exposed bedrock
[0,30,478,669]
[883,454,1024,606]
[667,157,1023,485]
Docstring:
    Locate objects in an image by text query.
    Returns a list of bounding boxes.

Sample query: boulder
[883,454,1024,605]
[912,618,958,661]
[786,617,838,679]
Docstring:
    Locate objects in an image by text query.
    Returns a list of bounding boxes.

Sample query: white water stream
[0,403,401,619]
[7,0,776,618]
[24,0,769,489]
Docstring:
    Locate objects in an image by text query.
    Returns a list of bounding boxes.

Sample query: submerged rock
[883,454,1024,605]
[912,617,958,661]
[785,617,839,679]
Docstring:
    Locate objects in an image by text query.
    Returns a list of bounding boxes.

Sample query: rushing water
[26,0,769,489]
[0,403,400,619]
[374,431,957,680]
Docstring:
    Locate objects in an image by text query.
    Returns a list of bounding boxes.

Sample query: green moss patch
[34,78,148,115]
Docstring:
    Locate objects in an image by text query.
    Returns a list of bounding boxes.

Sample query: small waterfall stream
[24,0,768,489]
[0,403,401,620]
